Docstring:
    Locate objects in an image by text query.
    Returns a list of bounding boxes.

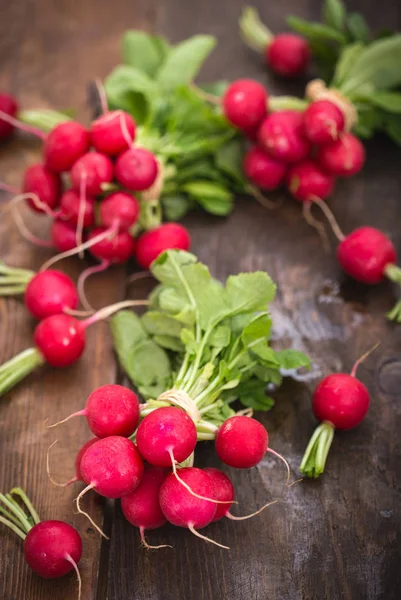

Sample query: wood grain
[0,0,400,599]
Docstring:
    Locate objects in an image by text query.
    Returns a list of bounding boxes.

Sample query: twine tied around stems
[157,388,201,423]
[306,79,358,131]
[141,160,164,203]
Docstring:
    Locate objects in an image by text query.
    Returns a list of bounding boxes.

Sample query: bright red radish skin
[70,152,114,195]
[337,227,397,285]
[303,100,345,146]
[79,436,144,498]
[34,314,85,368]
[223,79,268,131]
[44,122,90,173]
[203,468,234,521]
[59,189,95,228]
[287,160,335,202]
[52,220,78,252]
[24,520,82,579]
[22,164,61,213]
[0,93,18,139]
[215,416,268,468]
[258,110,311,164]
[243,146,287,190]
[266,34,311,77]
[136,406,197,467]
[317,133,365,177]
[115,147,158,191]
[312,374,370,430]
[99,192,140,230]
[24,270,78,320]
[91,110,135,155]
[88,227,136,263]
[135,223,191,269]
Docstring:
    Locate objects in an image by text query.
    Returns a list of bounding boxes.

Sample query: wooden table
[1,1,400,598]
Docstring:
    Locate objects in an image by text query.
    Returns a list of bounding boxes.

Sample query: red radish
[115,147,158,191]
[121,466,170,549]
[24,270,79,320]
[135,223,191,269]
[215,416,268,468]
[317,133,365,177]
[203,468,234,521]
[0,92,18,139]
[136,407,197,467]
[70,152,114,195]
[59,189,95,228]
[300,346,377,478]
[88,227,136,263]
[0,487,82,598]
[303,100,345,146]
[44,121,90,173]
[49,384,140,438]
[222,79,268,130]
[47,438,98,488]
[243,146,287,190]
[258,111,311,164]
[99,192,140,230]
[286,160,335,202]
[22,164,61,213]
[91,110,136,155]
[52,220,78,252]
[266,34,311,77]
[34,313,86,368]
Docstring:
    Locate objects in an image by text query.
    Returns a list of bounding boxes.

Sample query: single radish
[159,468,228,548]
[22,164,62,213]
[115,147,158,191]
[121,466,170,549]
[258,110,311,164]
[59,189,95,228]
[99,192,140,230]
[222,79,268,130]
[90,110,136,155]
[239,8,310,77]
[70,152,114,196]
[0,487,82,598]
[215,416,268,468]
[136,406,197,467]
[52,220,78,252]
[44,121,91,173]
[316,133,365,177]
[87,227,136,263]
[243,146,287,191]
[24,270,79,320]
[303,100,345,146]
[49,384,140,438]
[286,160,335,202]
[300,346,377,478]
[135,223,191,269]
[0,92,19,139]
[47,438,98,488]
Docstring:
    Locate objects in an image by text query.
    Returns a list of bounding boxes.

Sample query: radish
[0,487,82,598]
[239,7,310,77]
[286,160,335,202]
[258,110,311,164]
[121,465,170,549]
[90,110,136,156]
[44,121,91,173]
[136,406,197,467]
[215,415,268,468]
[99,192,140,230]
[49,384,140,438]
[70,152,114,196]
[52,220,79,252]
[87,227,136,263]
[243,146,287,191]
[300,346,377,478]
[24,269,79,320]
[135,223,191,269]
[222,79,268,131]
[0,92,18,139]
[316,133,365,177]
[115,147,158,191]
[47,438,98,487]
[303,100,345,146]
[59,189,95,228]
[159,467,229,549]
[22,164,62,213]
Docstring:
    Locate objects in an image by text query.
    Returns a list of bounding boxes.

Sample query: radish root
[188,523,229,549]
[226,498,279,521]
[65,553,82,600]
[75,484,109,539]
[46,439,78,488]
[139,526,172,550]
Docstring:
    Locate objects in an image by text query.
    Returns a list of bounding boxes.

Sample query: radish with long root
[0,487,82,598]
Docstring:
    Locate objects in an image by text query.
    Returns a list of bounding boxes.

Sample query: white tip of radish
[75,484,109,540]
[188,524,229,550]
[65,554,82,600]
[139,527,172,550]
[46,439,77,488]
[226,498,279,521]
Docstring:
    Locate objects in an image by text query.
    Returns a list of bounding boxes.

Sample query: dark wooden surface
[1,1,401,599]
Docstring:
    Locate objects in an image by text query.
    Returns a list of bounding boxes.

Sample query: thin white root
[310,196,345,242]
[46,439,77,487]
[94,78,108,114]
[188,524,230,549]
[47,411,83,429]
[267,448,291,485]
[76,175,87,258]
[303,202,330,252]
[140,527,172,550]
[75,484,109,539]
[6,192,57,218]
[65,554,82,600]
[350,342,381,378]
[250,185,280,210]
[12,207,54,248]
[127,270,152,286]
[77,260,109,312]
[226,499,279,521]
[119,111,134,147]
[235,408,254,418]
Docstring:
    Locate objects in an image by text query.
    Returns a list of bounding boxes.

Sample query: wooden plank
[106,1,401,600]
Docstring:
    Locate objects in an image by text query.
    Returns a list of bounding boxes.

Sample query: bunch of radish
[48,384,283,549]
